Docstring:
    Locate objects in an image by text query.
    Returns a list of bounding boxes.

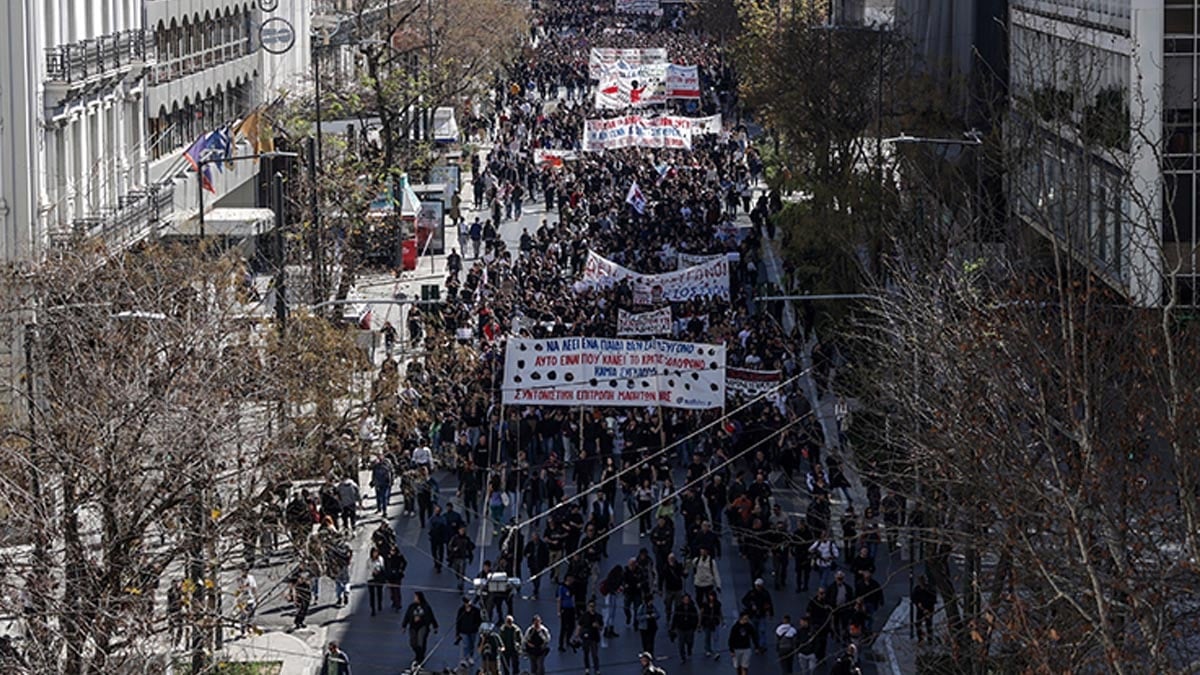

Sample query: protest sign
[657,114,723,135]
[617,307,673,336]
[726,367,783,396]
[665,64,700,99]
[595,63,668,109]
[673,313,710,336]
[589,48,668,79]
[677,252,725,269]
[582,250,730,301]
[582,116,692,152]
[502,337,726,409]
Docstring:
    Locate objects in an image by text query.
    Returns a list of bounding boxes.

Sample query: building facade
[0,0,311,262]
[1009,1,1197,306]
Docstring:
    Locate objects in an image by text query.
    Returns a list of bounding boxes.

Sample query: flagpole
[198,163,206,239]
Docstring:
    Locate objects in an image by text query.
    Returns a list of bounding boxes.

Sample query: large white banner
[617,307,673,336]
[615,0,660,14]
[502,337,726,409]
[727,367,783,396]
[583,116,692,152]
[589,48,668,79]
[665,64,700,99]
[582,250,730,301]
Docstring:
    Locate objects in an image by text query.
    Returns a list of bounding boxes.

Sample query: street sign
[259,17,295,55]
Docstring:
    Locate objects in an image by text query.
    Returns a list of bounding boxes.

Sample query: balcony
[146,42,249,87]
[45,29,147,86]
[54,188,166,252]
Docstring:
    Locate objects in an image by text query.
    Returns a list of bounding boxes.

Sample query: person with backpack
[402,591,439,665]
[478,625,504,675]
[523,615,551,675]
[774,615,798,674]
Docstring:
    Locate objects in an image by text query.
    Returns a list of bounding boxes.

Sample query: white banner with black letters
[617,307,673,336]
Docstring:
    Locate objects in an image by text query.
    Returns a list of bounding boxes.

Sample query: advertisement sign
[428,165,460,203]
[502,337,726,409]
[582,250,729,301]
[665,64,700,99]
[582,116,692,152]
[726,367,784,396]
[415,200,445,254]
[617,307,673,336]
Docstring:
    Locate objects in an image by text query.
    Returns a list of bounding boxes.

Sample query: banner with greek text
[589,48,668,79]
[582,116,692,152]
[582,250,730,301]
[665,64,700,99]
[617,307,673,336]
[657,114,723,135]
[615,0,660,14]
[502,337,726,408]
[726,367,783,396]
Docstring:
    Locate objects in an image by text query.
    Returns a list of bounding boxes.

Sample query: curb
[873,597,910,675]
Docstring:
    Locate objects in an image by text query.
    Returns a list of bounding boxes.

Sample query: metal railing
[146,41,249,86]
[45,29,147,84]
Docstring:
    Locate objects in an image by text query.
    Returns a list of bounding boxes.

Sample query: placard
[502,337,726,409]
[596,64,668,109]
[617,307,673,336]
[677,252,725,269]
[657,114,723,135]
[665,65,700,99]
[615,0,660,14]
[583,250,729,301]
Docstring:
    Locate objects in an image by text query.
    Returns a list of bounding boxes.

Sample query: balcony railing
[146,42,249,86]
[45,29,147,85]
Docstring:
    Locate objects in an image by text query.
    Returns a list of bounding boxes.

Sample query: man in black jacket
[670,593,701,662]
[524,530,551,600]
[456,596,485,666]
[448,526,476,590]
[727,612,759,675]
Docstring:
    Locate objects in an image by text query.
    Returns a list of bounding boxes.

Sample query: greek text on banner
[582,250,730,301]
[617,307,673,336]
[502,337,726,409]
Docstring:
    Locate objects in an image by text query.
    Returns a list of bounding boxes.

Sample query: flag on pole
[625,181,646,215]
[183,133,216,194]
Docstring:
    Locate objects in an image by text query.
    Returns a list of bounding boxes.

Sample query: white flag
[626,181,647,215]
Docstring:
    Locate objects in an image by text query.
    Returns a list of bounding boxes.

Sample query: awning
[163,207,278,237]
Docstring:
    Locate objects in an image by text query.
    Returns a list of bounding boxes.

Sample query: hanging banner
[677,252,726,269]
[582,250,729,301]
[595,64,668,109]
[617,307,673,336]
[502,337,726,409]
[726,367,783,396]
[589,48,668,79]
[534,149,578,168]
[665,64,701,99]
[582,116,692,152]
[615,0,660,13]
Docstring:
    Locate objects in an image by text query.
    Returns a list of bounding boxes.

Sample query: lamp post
[883,130,985,241]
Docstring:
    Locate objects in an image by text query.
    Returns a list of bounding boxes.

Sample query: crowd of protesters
[260,3,908,675]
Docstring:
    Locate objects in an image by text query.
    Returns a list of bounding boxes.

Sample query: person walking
[367,547,385,616]
[498,615,524,675]
[479,625,504,675]
[741,579,774,654]
[370,456,394,514]
[639,652,666,675]
[774,615,797,675]
[402,591,439,665]
[699,589,724,660]
[793,616,820,675]
[337,476,360,531]
[576,598,603,675]
[289,566,313,630]
[556,574,578,652]
[448,525,476,590]
[727,612,760,675]
[428,505,450,573]
[635,598,659,655]
[670,593,700,662]
[523,615,552,675]
[319,641,351,675]
[456,595,484,666]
